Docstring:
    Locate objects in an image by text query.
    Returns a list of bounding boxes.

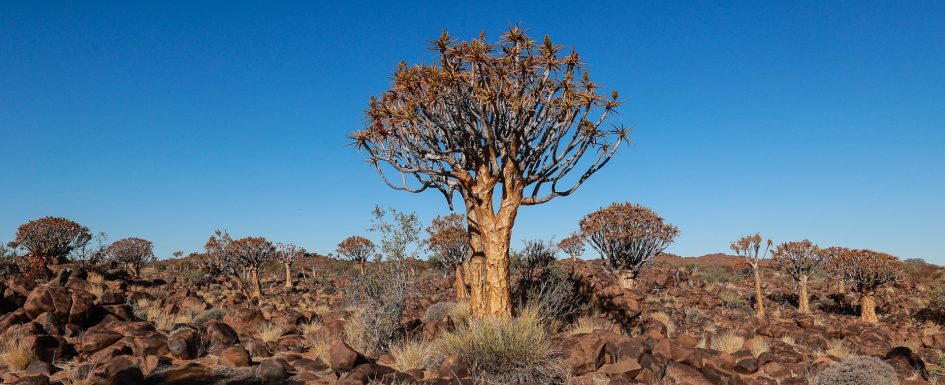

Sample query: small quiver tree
[579,203,678,289]
[426,213,471,299]
[337,236,375,275]
[13,217,92,281]
[105,237,154,277]
[828,249,903,323]
[231,237,275,301]
[203,229,247,294]
[772,240,823,314]
[557,232,585,262]
[730,233,772,318]
[351,28,629,317]
[276,243,305,289]
[820,246,851,295]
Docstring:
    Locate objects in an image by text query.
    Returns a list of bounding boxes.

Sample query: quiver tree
[828,249,903,323]
[13,217,92,280]
[105,237,154,277]
[203,230,246,294]
[730,233,772,318]
[557,232,585,262]
[276,243,305,289]
[337,236,375,275]
[579,203,678,289]
[231,237,275,301]
[351,27,628,317]
[820,246,851,295]
[772,240,823,314]
[426,214,471,299]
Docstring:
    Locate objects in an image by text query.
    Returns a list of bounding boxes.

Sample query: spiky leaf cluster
[730,233,771,269]
[425,213,470,269]
[337,236,375,263]
[772,240,824,280]
[13,217,91,260]
[827,248,903,293]
[106,237,155,267]
[557,232,585,260]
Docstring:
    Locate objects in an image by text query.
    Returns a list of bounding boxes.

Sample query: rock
[141,355,173,375]
[255,358,292,382]
[330,339,371,372]
[21,334,60,363]
[105,366,144,385]
[885,346,928,379]
[293,357,330,372]
[222,307,265,336]
[167,328,203,359]
[10,375,50,385]
[559,333,607,376]
[79,329,123,354]
[437,353,469,379]
[599,358,642,376]
[148,363,218,385]
[664,363,712,385]
[23,285,97,327]
[218,345,252,367]
[338,363,396,385]
[204,320,239,354]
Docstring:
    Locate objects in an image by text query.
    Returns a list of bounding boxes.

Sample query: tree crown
[579,202,678,275]
[230,237,274,267]
[106,237,154,265]
[827,248,903,293]
[557,232,585,259]
[425,213,469,268]
[351,27,629,208]
[772,240,823,280]
[730,233,772,268]
[13,217,91,259]
[337,235,375,262]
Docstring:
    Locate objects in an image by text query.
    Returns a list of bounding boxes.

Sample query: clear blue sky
[2,2,943,263]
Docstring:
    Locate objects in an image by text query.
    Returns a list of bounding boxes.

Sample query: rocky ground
[1,254,944,385]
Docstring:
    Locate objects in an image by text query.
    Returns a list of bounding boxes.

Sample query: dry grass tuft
[825,339,854,360]
[781,335,796,346]
[258,322,283,343]
[649,311,676,335]
[389,338,436,371]
[710,331,745,354]
[0,331,31,372]
[435,306,566,385]
[751,336,770,358]
[567,316,620,335]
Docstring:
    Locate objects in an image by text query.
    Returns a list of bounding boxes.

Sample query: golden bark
[753,268,765,318]
[283,262,293,289]
[798,275,810,314]
[617,271,635,289]
[250,267,263,300]
[359,260,366,275]
[129,263,140,278]
[861,292,878,323]
[454,263,468,299]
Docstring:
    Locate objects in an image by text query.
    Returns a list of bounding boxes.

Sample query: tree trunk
[798,275,810,314]
[860,292,878,323]
[616,271,636,289]
[283,262,293,289]
[250,267,263,300]
[836,281,845,295]
[359,260,366,275]
[753,268,765,318]
[454,263,468,299]
[463,190,517,318]
[129,263,140,278]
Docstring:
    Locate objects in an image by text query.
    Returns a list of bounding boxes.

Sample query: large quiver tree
[772,240,823,314]
[730,233,772,318]
[352,27,628,317]
[828,248,903,323]
[579,203,678,289]
[106,237,154,277]
[13,217,92,281]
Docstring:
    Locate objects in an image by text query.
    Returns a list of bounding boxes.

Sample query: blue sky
[2,1,943,263]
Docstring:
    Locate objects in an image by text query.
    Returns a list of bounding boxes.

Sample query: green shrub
[815,355,898,385]
[435,307,566,385]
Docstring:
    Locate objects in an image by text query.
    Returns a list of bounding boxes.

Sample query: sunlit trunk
[798,275,810,314]
[250,267,263,300]
[753,268,765,318]
[860,292,878,323]
[129,263,140,278]
[463,192,516,318]
[359,260,366,275]
[283,262,293,289]
[617,271,635,289]
[454,263,468,299]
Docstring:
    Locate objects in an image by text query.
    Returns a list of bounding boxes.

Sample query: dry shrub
[424,302,456,322]
[0,331,31,371]
[751,336,770,358]
[389,338,436,371]
[567,316,620,335]
[193,308,225,325]
[710,331,745,354]
[815,355,898,385]
[825,339,854,360]
[435,306,566,385]
[649,311,676,334]
[300,319,323,336]
[448,301,471,325]
[782,335,796,346]
[258,322,283,343]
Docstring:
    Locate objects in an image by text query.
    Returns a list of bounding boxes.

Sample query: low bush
[815,355,898,385]
[0,331,30,372]
[424,302,456,322]
[567,316,620,335]
[710,331,745,354]
[435,306,566,385]
[389,338,436,371]
[258,322,283,343]
[193,308,226,325]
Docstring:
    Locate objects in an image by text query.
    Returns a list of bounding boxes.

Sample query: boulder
[167,328,203,359]
[330,339,372,372]
[255,358,292,382]
[218,345,252,367]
